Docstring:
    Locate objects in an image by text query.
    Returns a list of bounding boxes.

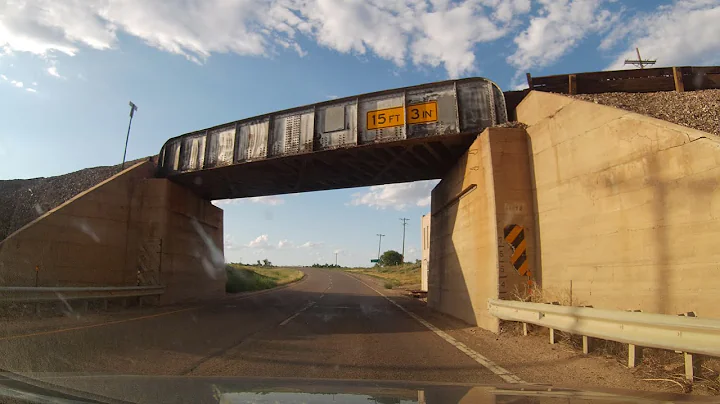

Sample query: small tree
[379,250,403,266]
[262,258,272,267]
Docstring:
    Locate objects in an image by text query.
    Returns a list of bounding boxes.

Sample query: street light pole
[121,101,138,170]
[400,218,409,263]
[376,234,385,261]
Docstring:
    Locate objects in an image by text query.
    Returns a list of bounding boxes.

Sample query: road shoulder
[346,271,673,394]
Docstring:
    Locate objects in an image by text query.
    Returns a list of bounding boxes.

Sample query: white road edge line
[279,301,316,326]
[344,273,526,384]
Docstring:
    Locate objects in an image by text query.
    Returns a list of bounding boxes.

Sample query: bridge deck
[167,133,477,200]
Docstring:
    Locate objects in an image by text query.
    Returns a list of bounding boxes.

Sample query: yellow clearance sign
[407,101,438,125]
[367,106,404,130]
[366,101,438,130]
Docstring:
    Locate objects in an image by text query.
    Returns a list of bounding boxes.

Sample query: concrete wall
[420,214,430,292]
[428,128,535,331]
[518,91,720,317]
[0,161,155,286]
[0,161,226,303]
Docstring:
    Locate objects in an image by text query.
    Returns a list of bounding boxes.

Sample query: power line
[624,47,656,69]
[376,234,385,261]
[400,218,409,263]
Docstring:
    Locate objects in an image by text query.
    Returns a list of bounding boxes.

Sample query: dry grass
[510,283,586,306]
[225,265,304,293]
[503,285,720,395]
[342,264,420,289]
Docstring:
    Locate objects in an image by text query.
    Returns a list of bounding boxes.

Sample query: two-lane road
[0,268,512,385]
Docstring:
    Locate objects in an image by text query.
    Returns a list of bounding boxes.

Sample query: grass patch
[343,263,420,289]
[225,264,304,293]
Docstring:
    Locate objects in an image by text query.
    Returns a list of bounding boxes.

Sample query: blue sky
[2,0,719,266]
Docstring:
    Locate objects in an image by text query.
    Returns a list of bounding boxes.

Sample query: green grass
[342,263,421,289]
[225,264,304,293]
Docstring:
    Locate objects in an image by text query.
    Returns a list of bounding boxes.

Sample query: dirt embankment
[0,158,151,242]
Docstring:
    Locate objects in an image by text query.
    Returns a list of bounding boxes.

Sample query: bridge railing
[0,285,165,303]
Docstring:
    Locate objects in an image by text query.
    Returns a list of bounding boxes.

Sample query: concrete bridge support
[429,91,720,332]
[0,161,225,303]
[428,128,536,332]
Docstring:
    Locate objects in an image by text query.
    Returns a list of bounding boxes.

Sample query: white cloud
[212,199,240,206]
[26,88,37,93]
[277,239,294,249]
[10,80,23,88]
[350,180,439,210]
[0,0,531,78]
[248,195,285,205]
[300,241,323,249]
[603,1,720,69]
[241,234,310,250]
[0,74,7,81]
[507,0,616,71]
[47,66,63,78]
[224,234,239,250]
[213,195,285,206]
[247,234,274,249]
[410,1,509,77]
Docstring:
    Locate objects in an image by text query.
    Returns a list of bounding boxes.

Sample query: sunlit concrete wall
[518,91,720,317]
[0,161,225,303]
[429,128,535,331]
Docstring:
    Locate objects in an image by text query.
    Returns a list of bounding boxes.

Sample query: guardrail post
[673,67,685,92]
[684,352,702,381]
[628,344,643,368]
[522,323,528,336]
[549,328,557,344]
[582,336,592,354]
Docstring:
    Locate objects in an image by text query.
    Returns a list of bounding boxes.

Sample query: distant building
[421,213,431,292]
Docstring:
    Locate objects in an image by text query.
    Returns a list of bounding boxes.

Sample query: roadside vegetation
[341,259,421,290]
[225,263,304,293]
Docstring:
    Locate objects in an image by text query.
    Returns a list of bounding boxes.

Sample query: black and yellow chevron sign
[503,224,530,277]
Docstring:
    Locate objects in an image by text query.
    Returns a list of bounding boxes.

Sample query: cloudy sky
[2,0,719,266]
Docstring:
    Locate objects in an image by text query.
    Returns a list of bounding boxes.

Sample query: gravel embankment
[0,158,150,242]
[572,90,720,136]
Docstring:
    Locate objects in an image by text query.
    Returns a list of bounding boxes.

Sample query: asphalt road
[0,268,504,385]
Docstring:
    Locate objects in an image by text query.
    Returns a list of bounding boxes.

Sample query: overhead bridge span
[157,78,507,199]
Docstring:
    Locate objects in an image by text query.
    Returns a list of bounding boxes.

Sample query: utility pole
[121,101,138,170]
[376,234,385,261]
[624,48,656,69]
[335,252,338,267]
[400,218,409,263]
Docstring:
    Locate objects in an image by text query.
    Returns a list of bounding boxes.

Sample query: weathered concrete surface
[428,128,535,332]
[420,214,430,292]
[0,161,225,303]
[0,161,155,286]
[518,91,720,317]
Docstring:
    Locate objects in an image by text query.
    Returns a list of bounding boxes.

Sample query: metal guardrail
[488,299,720,358]
[0,285,165,303]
